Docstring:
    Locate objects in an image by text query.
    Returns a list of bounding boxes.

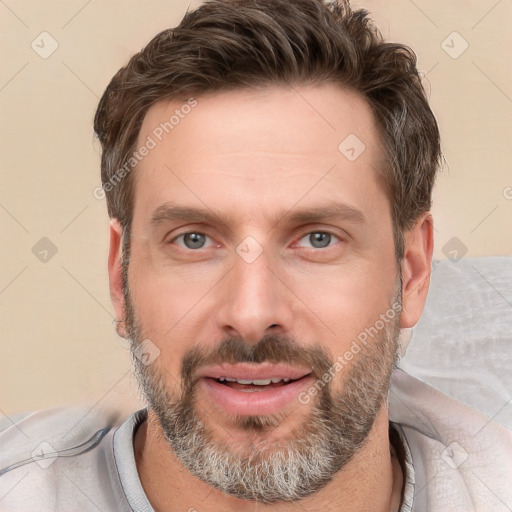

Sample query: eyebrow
[150,204,229,226]
[149,201,366,229]
[279,203,366,227]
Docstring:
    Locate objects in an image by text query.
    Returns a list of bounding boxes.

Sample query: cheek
[126,253,216,367]
[289,261,397,349]
[131,280,206,339]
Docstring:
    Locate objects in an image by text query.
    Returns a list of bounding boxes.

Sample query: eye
[173,232,213,250]
[298,231,339,249]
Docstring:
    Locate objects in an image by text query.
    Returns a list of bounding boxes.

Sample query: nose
[215,249,293,343]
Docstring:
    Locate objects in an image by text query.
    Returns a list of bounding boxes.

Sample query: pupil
[310,232,330,248]
[184,233,205,249]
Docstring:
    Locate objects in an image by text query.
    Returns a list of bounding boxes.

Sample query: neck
[134,404,402,512]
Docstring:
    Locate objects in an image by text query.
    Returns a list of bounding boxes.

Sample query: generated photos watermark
[93,98,198,200]
[298,300,401,405]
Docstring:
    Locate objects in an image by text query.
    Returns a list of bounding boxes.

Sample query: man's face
[122,84,401,501]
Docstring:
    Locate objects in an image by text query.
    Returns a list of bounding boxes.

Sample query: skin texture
[108,84,433,511]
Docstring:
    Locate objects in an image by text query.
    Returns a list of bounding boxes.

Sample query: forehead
[139,84,380,160]
[133,84,388,228]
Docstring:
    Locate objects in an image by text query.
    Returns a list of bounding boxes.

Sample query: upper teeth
[218,377,291,385]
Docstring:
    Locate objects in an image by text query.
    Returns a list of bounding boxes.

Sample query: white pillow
[399,255,512,430]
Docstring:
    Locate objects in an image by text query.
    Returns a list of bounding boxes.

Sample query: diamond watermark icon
[441,236,468,263]
[31,32,59,59]
[133,339,160,366]
[441,32,468,59]
[31,441,58,469]
[338,134,366,162]
[32,237,58,263]
[236,236,263,264]
[441,441,468,469]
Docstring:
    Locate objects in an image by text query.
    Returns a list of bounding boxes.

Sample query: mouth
[214,376,301,391]
[196,363,314,416]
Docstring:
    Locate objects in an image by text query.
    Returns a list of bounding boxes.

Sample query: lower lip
[199,376,314,416]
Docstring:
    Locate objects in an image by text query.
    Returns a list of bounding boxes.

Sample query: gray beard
[124,281,400,503]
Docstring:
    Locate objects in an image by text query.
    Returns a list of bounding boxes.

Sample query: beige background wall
[1,0,511,417]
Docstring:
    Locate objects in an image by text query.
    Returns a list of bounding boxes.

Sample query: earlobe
[108,218,128,338]
[400,213,434,329]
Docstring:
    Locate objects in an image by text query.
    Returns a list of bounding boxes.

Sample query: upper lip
[196,363,312,381]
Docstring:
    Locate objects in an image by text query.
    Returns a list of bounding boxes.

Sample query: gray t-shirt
[1,369,510,511]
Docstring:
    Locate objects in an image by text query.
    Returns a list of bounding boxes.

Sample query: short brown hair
[94,0,441,259]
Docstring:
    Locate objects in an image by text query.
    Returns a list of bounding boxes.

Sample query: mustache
[181,333,334,384]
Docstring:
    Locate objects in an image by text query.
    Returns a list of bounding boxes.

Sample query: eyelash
[169,230,342,251]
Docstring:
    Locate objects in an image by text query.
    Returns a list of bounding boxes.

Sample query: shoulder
[0,405,129,512]
[390,369,512,511]
[1,405,122,473]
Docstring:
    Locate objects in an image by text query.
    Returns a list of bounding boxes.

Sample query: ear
[400,213,434,329]
[108,218,127,338]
